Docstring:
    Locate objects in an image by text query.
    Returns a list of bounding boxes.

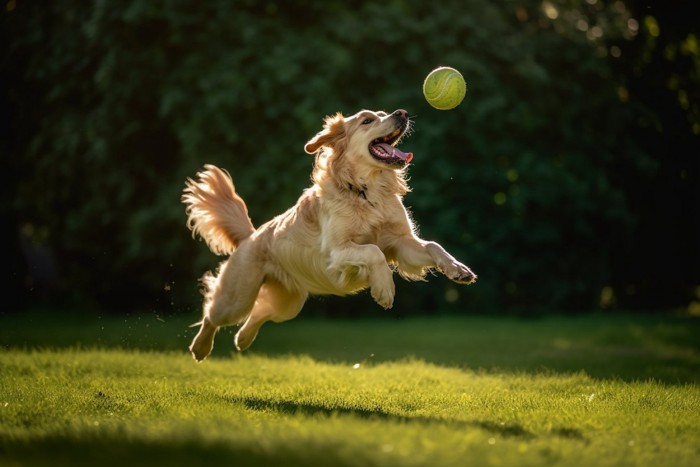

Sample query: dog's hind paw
[189,319,217,362]
[189,344,210,362]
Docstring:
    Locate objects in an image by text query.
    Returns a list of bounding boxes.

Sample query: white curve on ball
[430,73,456,101]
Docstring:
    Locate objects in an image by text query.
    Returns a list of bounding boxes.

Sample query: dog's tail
[182,164,255,255]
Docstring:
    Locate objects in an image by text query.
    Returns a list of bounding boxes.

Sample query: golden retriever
[182,109,476,361]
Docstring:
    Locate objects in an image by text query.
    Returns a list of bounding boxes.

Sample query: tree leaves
[2,0,665,312]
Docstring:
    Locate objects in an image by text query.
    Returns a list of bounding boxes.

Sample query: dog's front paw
[371,282,395,309]
[441,261,477,285]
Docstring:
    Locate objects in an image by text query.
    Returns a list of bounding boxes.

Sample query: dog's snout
[393,109,408,119]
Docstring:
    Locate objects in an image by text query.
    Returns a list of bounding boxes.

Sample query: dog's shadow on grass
[226,396,586,443]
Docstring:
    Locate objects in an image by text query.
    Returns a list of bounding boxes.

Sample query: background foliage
[2,0,698,315]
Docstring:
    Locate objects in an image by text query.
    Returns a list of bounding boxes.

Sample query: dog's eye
[361,118,374,125]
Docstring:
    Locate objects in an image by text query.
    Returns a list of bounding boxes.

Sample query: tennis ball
[422,66,467,110]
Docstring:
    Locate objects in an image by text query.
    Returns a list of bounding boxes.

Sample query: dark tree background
[2,0,698,316]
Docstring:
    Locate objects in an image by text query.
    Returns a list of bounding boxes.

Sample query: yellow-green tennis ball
[423,66,467,110]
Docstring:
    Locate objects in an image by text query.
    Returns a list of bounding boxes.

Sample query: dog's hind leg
[189,317,218,362]
[189,244,264,361]
[234,279,307,352]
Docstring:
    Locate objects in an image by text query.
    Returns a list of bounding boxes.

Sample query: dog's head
[304,109,413,168]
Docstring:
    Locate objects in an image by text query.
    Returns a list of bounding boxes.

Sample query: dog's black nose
[393,109,408,119]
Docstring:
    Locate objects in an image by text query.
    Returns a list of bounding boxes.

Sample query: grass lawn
[1,309,699,466]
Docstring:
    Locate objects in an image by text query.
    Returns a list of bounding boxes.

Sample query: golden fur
[182,109,476,361]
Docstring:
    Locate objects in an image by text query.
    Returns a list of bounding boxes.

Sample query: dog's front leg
[424,241,477,284]
[389,236,477,285]
[328,244,395,309]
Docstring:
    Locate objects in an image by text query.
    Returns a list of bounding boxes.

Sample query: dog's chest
[342,196,386,244]
[318,201,381,242]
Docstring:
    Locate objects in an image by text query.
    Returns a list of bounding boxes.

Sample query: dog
[182,109,476,361]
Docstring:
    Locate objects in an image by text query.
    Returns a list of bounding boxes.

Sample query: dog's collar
[348,183,369,201]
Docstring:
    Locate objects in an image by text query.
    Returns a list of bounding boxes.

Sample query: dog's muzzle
[369,110,413,167]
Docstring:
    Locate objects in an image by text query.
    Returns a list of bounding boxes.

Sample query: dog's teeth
[382,128,401,143]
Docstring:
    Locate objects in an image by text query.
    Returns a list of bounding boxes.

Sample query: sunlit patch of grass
[3,311,699,383]
[2,311,699,465]
[1,345,699,467]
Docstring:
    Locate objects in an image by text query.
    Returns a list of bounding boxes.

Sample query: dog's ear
[304,112,345,154]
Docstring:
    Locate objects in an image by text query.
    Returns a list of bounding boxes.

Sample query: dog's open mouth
[369,124,413,166]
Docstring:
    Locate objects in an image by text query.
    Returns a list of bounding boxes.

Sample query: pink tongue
[376,143,413,163]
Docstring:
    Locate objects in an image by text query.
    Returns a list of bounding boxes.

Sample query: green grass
[1,310,699,466]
